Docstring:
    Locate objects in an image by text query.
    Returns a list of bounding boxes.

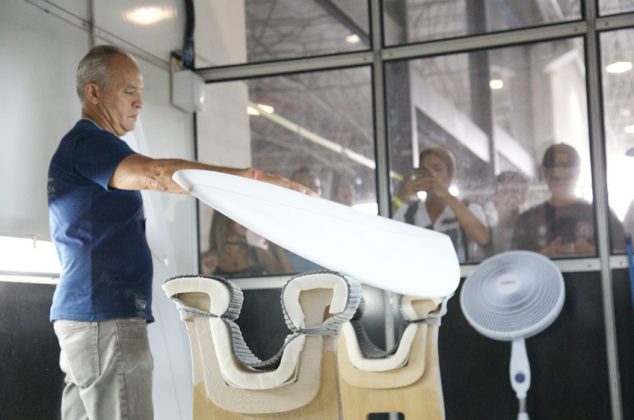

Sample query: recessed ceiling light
[345,34,360,44]
[624,124,634,134]
[606,60,633,74]
[489,79,504,90]
[125,7,174,26]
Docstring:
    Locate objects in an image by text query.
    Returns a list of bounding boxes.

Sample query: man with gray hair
[48,45,311,419]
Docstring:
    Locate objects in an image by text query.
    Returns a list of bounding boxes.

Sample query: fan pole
[510,338,531,419]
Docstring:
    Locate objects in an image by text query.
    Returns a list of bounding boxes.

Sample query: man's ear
[84,82,100,105]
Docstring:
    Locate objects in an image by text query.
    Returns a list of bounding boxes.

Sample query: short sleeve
[73,133,135,190]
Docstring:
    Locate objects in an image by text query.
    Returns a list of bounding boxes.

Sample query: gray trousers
[54,318,154,420]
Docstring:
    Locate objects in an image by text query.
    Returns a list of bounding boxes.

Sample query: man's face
[96,54,143,136]
[420,153,453,189]
[544,151,579,199]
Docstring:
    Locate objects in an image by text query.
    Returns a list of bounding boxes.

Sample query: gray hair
[76,45,128,104]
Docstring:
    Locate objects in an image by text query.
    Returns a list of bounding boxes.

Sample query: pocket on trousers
[54,321,100,388]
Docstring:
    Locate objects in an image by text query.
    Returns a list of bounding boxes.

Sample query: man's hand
[256,171,317,196]
[417,164,451,200]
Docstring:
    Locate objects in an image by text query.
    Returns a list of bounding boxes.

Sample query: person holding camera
[392,146,490,262]
[512,143,624,257]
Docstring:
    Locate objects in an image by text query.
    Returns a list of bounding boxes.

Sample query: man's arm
[109,154,314,195]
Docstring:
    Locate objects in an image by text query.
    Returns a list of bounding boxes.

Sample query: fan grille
[460,251,565,340]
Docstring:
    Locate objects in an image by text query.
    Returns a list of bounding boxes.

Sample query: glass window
[599,0,634,15]
[383,0,581,46]
[196,67,375,277]
[386,38,595,263]
[197,0,370,67]
[601,29,634,253]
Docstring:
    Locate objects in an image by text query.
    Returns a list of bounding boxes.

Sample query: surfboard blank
[173,169,460,297]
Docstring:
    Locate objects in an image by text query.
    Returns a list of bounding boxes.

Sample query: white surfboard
[173,169,460,297]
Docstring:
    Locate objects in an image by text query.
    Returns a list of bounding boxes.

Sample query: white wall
[0,0,85,239]
[194,0,250,251]
[1,1,201,419]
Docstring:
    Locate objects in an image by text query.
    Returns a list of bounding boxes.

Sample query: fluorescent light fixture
[345,34,360,44]
[0,235,60,275]
[625,124,634,134]
[246,101,404,181]
[606,60,633,74]
[489,79,504,90]
[247,106,260,116]
[257,104,274,113]
[125,7,174,26]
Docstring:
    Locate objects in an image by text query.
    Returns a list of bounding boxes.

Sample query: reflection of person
[290,166,322,197]
[624,202,634,238]
[622,147,634,239]
[512,143,624,256]
[284,167,324,272]
[47,45,311,420]
[393,146,490,262]
[484,171,529,253]
[333,182,356,206]
[201,212,291,276]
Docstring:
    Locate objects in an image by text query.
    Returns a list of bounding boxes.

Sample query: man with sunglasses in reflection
[512,143,624,257]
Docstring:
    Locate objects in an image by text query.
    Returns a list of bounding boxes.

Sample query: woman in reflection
[393,146,490,262]
[512,143,624,257]
[201,211,292,277]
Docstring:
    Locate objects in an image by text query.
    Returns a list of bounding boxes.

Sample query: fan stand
[460,251,565,420]
[511,338,531,420]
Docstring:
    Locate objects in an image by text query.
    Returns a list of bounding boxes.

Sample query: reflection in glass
[383,0,580,46]
[601,29,634,252]
[386,38,598,262]
[201,211,292,277]
[512,144,623,257]
[197,67,375,277]
[208,0,370,66]
[599,0,634,16]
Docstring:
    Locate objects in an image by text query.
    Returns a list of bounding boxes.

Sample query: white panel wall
[1,1,200,419]
[0,0,85,239]
[94,0,186,63]
[194,0,250,251]
[194,0,247,66]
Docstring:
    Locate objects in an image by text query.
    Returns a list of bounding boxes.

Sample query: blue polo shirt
[48,119,154,322]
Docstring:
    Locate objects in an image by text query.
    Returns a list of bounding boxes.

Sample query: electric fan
[460,250,565,420]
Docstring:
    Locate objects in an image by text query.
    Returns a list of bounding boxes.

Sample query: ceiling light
[489,79,504,90]
[606,60,633,74]
[345,34,360,44]
[625,124,634,134]
[246,106,260,116]
[257,104,274,113]
[125,7,174,26]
